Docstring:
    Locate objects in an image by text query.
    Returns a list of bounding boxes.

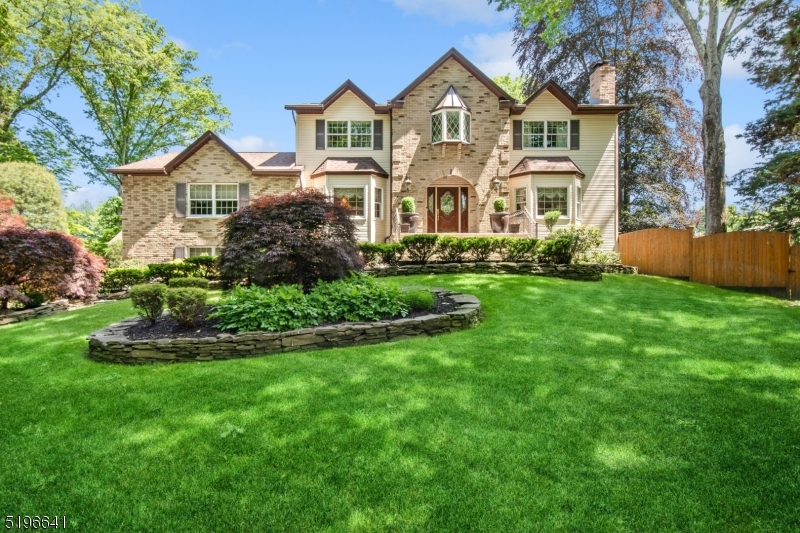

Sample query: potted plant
[400,196,420,233]
[489,197,509,233]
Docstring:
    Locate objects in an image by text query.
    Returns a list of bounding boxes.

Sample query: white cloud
[221,135,277,152]
[385,0,511,24]
[724,123,760,177]
[64,186,116,208]
[167,35,193,51]
[461,31,519,78]
[722,48,751,80]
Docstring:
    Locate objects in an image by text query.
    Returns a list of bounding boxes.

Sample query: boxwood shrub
[539,237,573,264]
[401,234,439,264]
[169,276,210,289]
[101,268,149,292]
[465,237,496,261]
[166,287,207,327]
[498,237,540,262]
[436,236,470,263]
[402,289,434,311]
[129,283,166,324]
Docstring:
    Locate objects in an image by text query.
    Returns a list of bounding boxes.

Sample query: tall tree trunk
[700,55,727,234]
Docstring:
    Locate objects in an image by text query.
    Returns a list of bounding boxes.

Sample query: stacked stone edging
[366,262,637,281]
[87,289,481,364]
[0,300,70,326]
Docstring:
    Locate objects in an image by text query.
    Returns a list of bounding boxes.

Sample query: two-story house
[110,48,632,262]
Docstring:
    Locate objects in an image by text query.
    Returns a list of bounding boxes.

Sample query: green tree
[66,195,122,254]
[0,162,68,231]
[31,9,231,192]
[492,74,529,101]
[732,1,800,241]
[508,0,703,232]
[493,0,772,234]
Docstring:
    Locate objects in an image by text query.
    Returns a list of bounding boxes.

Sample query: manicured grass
[2,275,800,532]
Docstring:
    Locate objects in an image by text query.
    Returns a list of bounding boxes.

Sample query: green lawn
[2,274,800,532]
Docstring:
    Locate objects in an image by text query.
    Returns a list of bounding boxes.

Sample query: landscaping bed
[88,289,480,364]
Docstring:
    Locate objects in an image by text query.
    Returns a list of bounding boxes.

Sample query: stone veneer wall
[0,300,70,326]
[366,262,637,281]
[391,58,510,233]
[121,140,298,263]
[88,290,481,364]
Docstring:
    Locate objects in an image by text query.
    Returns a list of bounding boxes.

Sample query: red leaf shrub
[0,227,106,309]
[0,191,26,229]
[217,189,363,291]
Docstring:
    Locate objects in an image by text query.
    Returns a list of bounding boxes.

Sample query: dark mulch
[125,294,459,341]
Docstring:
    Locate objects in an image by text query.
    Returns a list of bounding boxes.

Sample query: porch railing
[509,207,538,239]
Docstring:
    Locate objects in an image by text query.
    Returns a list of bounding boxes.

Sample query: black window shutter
[174,246,186,260]
[316,120,325,150]
[373,119,383,150]
[570,120,580,150]
[513,120,522,150]
[175,183,186,217]
[239,183,250,208]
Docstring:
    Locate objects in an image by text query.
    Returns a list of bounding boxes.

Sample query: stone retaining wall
[0,300,70,326]
[88,289,481,364]
[366,262,637,281]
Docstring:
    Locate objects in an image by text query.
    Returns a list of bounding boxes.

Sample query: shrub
[359,243,382,266]
[402,289,434,311]
[182,255,218,279]
[218,189,362,292]
[550,225,604,262]
[539,237,573,264]
[169,277,210,289]
[309,273,407,322]
[499,238,540,262]
[466,237,497,261]
[376,243,405,266]
[100,268,148,292]
[166,288,207,327]
[493,198,506,212]
[129,283,166,324]
[118,258,149,269]
[146,262,187,284]
[401,197,415,213]
[212,284,320,333]
[0,285,30,308]
[401,234,439,264]
[581,251,621,265]
[22,291,46,308]
[102,239,123,268]
[436,236,470,262]
[0,162,68,231]
[544,210,561,232]
[0,227,105,309]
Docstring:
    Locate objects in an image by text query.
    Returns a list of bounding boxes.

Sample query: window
[326,120,372,148]
[514,187,527,212]
[189,184,239,217]
[189,247,217,257]
[547,121,569,148]
[374,187,383,219]
[523,121,544,148]
[537,187,569,216]
[431,109,471,144]
[333,187,365,217]
[576,186,582,219]
[522,120,569,149]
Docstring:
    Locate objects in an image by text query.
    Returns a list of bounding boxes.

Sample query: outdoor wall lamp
[403,176,412,192]
[491,176,501,192]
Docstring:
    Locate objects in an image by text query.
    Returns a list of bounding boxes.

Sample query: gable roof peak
[392,47,515,104]
[285,79,391,114]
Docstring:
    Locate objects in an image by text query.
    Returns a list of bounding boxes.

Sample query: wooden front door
[436,187,459,232]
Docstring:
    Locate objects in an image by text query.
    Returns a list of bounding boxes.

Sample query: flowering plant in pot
[400,196,420,233]
[489,197,509,233]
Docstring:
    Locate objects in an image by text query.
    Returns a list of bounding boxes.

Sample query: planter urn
[401,212,421,233]
[489,212,509,233]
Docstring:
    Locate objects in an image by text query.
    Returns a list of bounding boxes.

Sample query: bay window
[432,109,471,144]
[537,187,569,217]
[333,187,365,217]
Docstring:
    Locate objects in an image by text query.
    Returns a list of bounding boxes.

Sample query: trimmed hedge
[100,268,149,292]
[129,283,166,324]
[169,277,210,289]
[401,234,439,264]
[166,287,207,327]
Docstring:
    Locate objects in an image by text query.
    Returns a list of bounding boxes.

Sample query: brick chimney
[589,61,615,104]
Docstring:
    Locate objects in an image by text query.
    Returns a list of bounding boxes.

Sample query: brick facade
[391,58,510,233]
[122,141,297,263]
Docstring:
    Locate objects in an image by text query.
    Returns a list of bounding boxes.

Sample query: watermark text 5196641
[5,516,66,529]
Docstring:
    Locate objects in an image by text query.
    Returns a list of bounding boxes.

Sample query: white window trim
[514,187,528,212]
[187,183,239,218]
[188,246,219,257]
[522,120,570,150]
[374,187,384,220]
[332,186,368,219]
[325,120,373,150]
[576,186,582,220]
[535,186,570,219]
[431,109,471,145]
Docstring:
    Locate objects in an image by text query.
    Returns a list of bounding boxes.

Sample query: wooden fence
[620,229,796,299]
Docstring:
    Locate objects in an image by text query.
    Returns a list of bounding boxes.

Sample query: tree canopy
[0,162,68,231]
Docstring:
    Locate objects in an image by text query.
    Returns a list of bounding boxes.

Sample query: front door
[436,187,459,232]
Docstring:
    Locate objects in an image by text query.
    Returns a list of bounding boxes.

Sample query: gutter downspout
[385,110,394,242]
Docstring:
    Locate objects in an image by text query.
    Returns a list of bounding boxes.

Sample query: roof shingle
[509,156,585,177]
[311,157,388,178]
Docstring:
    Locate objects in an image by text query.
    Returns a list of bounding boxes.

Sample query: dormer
[430,85,471,145]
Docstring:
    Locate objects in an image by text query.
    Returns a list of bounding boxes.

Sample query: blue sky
[46,0,767,208]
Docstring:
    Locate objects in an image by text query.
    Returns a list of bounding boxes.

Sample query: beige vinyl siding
[325,176,373,242]
[511,91,618,250]
[372,176,391,242]
[295,90,390,177]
